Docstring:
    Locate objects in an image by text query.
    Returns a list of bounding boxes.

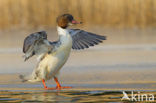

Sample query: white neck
[57,26,68,36]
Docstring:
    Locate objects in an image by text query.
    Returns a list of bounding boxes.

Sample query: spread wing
[23,31,53,61]
[69,29,106,50]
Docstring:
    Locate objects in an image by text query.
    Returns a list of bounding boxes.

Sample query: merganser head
[57,14,82,29]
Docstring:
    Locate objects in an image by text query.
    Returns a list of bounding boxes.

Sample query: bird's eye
[67,15,73,22]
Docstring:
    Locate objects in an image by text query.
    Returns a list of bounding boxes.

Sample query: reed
[0,0,155,30]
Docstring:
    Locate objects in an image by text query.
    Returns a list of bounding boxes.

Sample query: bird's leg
[42,79,55,90]
[54,77,72,90]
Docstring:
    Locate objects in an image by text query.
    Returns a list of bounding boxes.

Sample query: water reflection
[1,90,156,102]
[0,90,123,103]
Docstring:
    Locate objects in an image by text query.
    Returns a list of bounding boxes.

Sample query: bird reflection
[22,91,71,102]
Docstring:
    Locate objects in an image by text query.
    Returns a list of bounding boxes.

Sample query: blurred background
[0,0,156,87]
[0,0,156,29]
[0,0,156,47]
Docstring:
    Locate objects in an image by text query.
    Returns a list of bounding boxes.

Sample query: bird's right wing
[23,31,53,61]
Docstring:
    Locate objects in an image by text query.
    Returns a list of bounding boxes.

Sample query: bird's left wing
[23,31,53,61]
[69,29,106,50]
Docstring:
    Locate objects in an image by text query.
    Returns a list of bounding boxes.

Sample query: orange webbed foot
[55,86,72,90]
[44,87,56,90]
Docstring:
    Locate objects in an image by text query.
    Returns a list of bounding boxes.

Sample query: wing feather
[23,31,53,61]
[23,31,47,53]
[69,29,106,50]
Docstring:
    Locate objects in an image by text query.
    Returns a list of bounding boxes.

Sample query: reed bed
[0,0,155,30]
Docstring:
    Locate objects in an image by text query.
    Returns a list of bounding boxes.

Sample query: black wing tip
[103,36,107,40]
[96,35,107,40]
[101,35,107,40]
[87,32,107,40]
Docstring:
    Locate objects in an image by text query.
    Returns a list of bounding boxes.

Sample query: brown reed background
[0,0,156,30]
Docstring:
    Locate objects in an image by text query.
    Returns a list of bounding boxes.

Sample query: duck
[19,14,106,90]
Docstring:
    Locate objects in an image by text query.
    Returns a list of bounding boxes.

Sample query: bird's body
[28,27,72,82]
[20,14,106,90]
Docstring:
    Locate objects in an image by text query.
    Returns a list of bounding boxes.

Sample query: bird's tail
[19,74,41,82]
[19,74,29,82]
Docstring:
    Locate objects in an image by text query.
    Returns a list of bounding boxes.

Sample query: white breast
[37,27,72,80]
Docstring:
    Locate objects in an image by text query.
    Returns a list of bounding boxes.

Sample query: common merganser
[20,14,106,90]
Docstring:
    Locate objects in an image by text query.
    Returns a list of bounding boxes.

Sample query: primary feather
[69,29,106,50]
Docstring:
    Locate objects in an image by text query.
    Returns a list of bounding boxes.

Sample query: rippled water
[1,90,156,103]
[0,90,125,103]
